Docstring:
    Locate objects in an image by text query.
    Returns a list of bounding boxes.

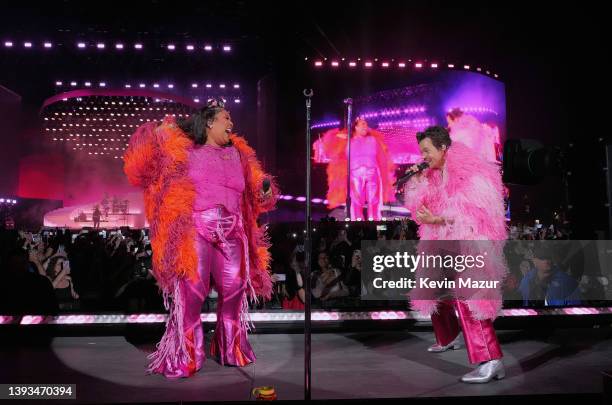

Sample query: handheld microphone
[395,162,429,189]
[263,178,271,193]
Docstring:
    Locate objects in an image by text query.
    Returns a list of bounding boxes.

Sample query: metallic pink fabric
[349,135,378,170]
[188,144,245,214]
[348,135,383,219]
[431,300,503,364]
[149,206,255,378]
[349,166,382,220]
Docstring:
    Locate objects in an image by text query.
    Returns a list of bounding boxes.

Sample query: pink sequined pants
[431,300,503,364]
[350,166,382,220]
[148,206,255,378]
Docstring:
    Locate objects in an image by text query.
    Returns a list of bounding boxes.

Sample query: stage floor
[1,328,610,403]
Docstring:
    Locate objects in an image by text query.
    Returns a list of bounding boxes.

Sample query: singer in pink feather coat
[403,125,508,383]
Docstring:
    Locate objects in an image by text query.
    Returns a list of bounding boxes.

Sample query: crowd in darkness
[1,210,608,315]
[0,227,161,315]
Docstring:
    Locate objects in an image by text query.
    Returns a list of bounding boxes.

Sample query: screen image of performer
[403,126,508,383]
[321,117,396,220]
[446,108,501,163]
[123,98,279,379]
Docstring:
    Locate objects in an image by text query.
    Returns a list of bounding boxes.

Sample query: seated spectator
[46,256,80,311]
[519,245,581,306]
[0,247,58,315]
[281,250,306,310]
[344,249,364,297]
[312,251,349,303]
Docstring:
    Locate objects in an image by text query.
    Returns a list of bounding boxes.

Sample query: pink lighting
[204,45,213,51]
[349,61,357,67]
[24,42,33,48]
[97,43,105,49]
[331,61,339,67]
[222,45,231,52]
[415,63,423,68]
[44,42,53,48]
[364,61,373,67]
[134,43,143,49]
[314,61,323,67]
[115,43,124,49]
[186,44,194,51]
[4,41,13,47]
[77,42,86,49]
[167,44,176,50]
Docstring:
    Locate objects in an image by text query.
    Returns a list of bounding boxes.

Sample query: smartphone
[276,274,286,281]
[376,225,387,231]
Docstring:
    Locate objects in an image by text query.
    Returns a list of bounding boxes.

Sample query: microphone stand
[303,88,313,400]
[344,98,353,219]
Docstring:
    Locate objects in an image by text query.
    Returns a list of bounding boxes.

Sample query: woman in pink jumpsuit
[124,98,278,378]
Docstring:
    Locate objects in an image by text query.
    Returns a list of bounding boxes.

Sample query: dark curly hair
[416,125,452,150]
[177,99,227,145]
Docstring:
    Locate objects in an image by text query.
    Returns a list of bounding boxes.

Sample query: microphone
[395,162,429,189]
[262,178,271,194]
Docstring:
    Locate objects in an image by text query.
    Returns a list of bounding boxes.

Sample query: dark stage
[2,327,611,403]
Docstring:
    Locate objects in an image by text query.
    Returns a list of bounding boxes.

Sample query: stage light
[4,41,13,47]
[219,84,226,89]
[415,63,423,68]
[134,43,143,49]
[349,61,357,67]
[139,83,146,88]
[44,42,53,48]
[115,43,124,49]
[167,84,174,89]
[23,42,32,48]
[167,44,175,50]
[186,44,194,51]
[234,99,241,104]
[222,45,231,52]
[314,61,323,67]
[99,82,106,87]
[382,62,389,67]
[233,84,240,89]
[296,197,306,202]
[125,84,131,88]
[55,81,62,86]
[364,61,373,67]
[464,65,470,70]
[204,44,212,51]
[194,98,200,103]
[70,81,77,86]
[191,83,198,88]
[77,42,86,49]
[97,43,105,49]
[331,61,339,67]
[448,64,455,68]
[153,83,160,88]
[431,63,438,68]
[398,62,406,68]
[84,82,91,87]
[0,199,4,203]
